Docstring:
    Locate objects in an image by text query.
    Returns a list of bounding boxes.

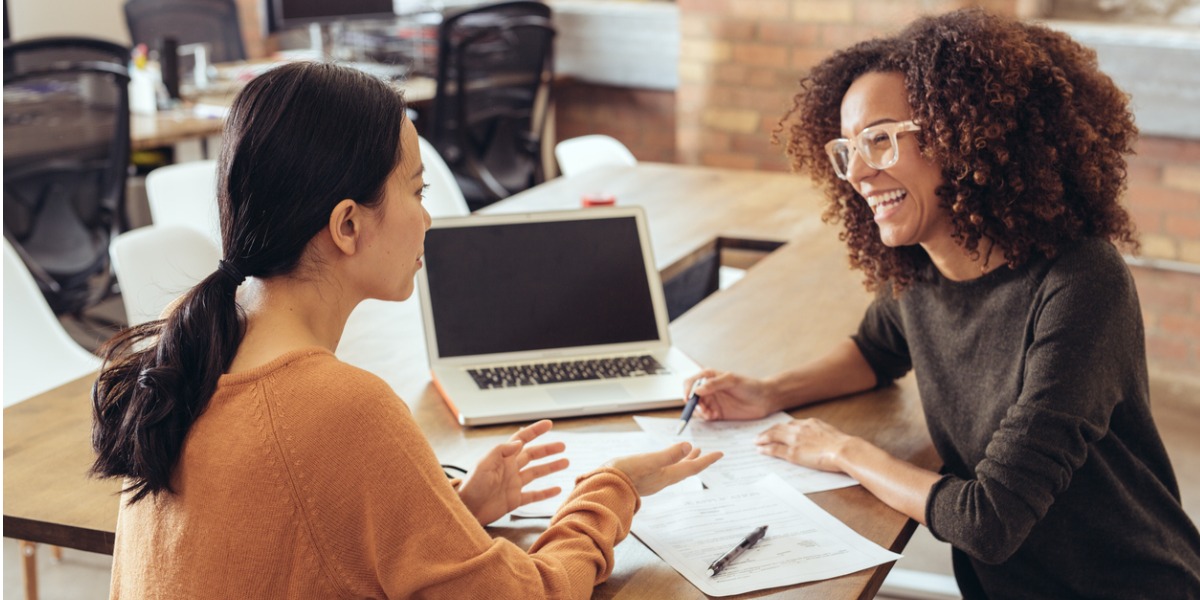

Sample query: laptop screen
[422,215,660,358]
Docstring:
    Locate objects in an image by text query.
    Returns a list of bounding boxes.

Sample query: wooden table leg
[19,540,39,600]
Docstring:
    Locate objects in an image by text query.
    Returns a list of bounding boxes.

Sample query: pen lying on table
[708,525,768,577]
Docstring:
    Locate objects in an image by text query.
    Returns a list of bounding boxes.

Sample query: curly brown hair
[779,9,1139,293]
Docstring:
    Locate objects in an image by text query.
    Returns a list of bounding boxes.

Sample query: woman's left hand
[458,419,570,526]
[755,418,854,473]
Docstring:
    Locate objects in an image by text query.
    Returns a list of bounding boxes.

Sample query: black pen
[676,377,706,435]
[708,525,768,577]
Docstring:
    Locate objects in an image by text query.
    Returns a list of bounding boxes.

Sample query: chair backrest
[124,0,246,63]
[3,238,102,405]
[429,1,555,211]
[417,136,470,218]
[2,36,130,74]
[4,36,132,315]
[109,224,221,326]
[554,135,638,178]
[145,159,222,248]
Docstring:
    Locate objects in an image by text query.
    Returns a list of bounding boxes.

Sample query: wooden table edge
[4,515,116,555]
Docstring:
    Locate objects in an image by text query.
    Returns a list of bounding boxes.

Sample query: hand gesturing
[458,420,569,526]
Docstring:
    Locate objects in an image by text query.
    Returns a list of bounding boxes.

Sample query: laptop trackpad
[549,384,633,405]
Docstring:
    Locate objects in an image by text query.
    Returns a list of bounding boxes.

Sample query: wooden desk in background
[3,164,938,599]
[130,73,436,151]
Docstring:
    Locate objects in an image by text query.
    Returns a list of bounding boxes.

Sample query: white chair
[418,136,470,218]
[554,134,638,178]
[145,159,222,249]
[110,225,222,326]
[3,237,102,405]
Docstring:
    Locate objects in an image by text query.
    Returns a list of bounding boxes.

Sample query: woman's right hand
[684,370,776,421]
[605,443,722,496]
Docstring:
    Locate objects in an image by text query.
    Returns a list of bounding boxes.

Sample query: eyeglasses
[824,120,921,180]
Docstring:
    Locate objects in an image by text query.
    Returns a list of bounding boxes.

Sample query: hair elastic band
[217,259,247,285]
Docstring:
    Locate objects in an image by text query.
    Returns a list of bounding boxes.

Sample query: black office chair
[124,0,246,63]
[428,1,556,211]
[3,37,132,319]
[3,35,131,74]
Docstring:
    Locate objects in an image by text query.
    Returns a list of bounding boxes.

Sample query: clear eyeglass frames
[824,120,921,180]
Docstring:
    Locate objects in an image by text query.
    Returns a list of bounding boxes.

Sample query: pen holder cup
[128,63,161,115]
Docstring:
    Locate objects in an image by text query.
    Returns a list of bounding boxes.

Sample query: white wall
[551,0,679,90]
[7,0,130,44]
[1049,21,1200,139]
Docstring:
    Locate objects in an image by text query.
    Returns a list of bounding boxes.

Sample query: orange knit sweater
[110,348,640,599]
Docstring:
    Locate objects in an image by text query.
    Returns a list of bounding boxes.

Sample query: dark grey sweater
[852,238,1200,599]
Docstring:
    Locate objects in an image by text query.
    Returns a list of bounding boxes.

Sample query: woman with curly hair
[686,9,1200,598]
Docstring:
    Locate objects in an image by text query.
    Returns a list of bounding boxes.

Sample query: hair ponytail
[91,268,245,503]
[90,61,407,503]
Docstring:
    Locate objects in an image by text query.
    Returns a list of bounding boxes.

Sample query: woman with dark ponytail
[92,62,720,598]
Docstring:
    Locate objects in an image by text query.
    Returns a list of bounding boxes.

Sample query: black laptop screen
[422,215,660,358]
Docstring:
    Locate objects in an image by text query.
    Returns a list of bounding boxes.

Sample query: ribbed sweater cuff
[575,467,641,514]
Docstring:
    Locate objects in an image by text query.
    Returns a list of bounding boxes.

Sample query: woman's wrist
[760,375,788,414]
[829,435,869,473]
[762,371,818,414]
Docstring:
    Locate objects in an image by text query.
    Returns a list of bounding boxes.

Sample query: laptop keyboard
[468,355,670,389]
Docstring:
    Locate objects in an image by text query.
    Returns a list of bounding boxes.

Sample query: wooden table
[3,164,938,599]
[130,73,436,151]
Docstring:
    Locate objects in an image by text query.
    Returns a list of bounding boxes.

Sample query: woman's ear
[327,199,361,256]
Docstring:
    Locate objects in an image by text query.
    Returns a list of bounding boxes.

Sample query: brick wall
[1126,138,1200,380]
[1133,267,1200,378]
[1128,138,1200,263]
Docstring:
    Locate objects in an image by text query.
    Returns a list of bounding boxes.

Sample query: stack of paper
[632,474,901,597]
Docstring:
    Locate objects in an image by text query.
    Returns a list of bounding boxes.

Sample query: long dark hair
[91,62,408,503]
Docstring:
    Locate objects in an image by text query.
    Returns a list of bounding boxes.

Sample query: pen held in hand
[676,377,706,435]
[708,525,768,577]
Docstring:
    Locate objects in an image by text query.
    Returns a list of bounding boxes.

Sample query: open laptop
[416,207,701,426]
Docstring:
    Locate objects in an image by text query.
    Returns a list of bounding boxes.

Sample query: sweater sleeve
[852,291,913,387]
[269,365,639,599]
[925,244,1144,564]
[528,468,642,598]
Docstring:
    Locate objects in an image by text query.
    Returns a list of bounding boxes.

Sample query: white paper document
[634,413,859,493]
[632,474,901,597]
[510,430,699,518]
